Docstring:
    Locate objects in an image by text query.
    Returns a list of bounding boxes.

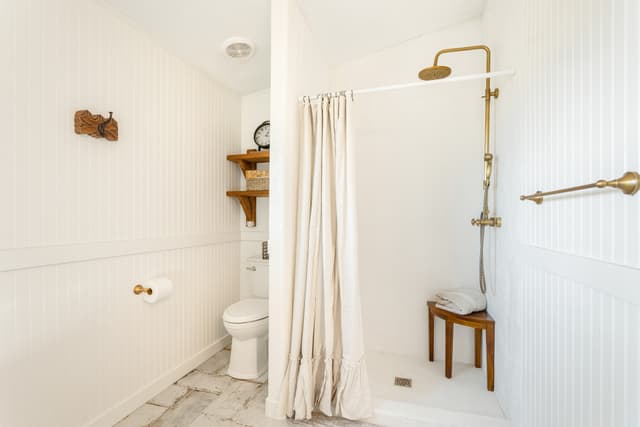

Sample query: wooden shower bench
[427,301,495,391]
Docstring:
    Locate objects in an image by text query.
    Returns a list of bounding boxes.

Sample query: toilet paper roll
[142,277,173,304]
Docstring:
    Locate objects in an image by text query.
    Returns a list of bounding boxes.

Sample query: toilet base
[228,334,268,380]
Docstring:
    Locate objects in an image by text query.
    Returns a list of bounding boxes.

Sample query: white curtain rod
[298,69,515,102]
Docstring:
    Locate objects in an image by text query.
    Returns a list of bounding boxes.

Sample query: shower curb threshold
[373,398,511,427]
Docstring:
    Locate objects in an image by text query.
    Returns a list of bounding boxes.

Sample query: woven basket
[246,170,269,191]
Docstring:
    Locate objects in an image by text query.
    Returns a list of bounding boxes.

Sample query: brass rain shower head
[418,64,452,81]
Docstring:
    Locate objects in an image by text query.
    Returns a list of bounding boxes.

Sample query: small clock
[253,120,270,151]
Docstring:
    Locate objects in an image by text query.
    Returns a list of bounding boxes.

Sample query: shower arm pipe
[433,45,492,93]
[297,69,515,102]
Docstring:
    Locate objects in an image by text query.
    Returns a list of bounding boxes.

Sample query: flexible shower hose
[478,183,490,294]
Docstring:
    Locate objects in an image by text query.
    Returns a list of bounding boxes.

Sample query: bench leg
[428,309,434,362]
[486,323,495,391]
[445,320,453,378]
[474,328,482,368]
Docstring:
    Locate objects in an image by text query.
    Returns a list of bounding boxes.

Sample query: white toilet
[223,256,269,379]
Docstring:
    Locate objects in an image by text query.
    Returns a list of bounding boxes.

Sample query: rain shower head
[418,45,493,82]
[418,64,452,81]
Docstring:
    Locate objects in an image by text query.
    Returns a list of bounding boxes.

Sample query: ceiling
[106,0,271,94]
[107,0,485,94]
[298,0,486,65]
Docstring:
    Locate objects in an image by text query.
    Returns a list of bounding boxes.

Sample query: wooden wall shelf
[226,190,269,197]
[227,151,270,177]
[226,150,270,226]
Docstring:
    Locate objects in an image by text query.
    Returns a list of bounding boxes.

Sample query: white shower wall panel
[485,0,640,425]
[330,18,488,363]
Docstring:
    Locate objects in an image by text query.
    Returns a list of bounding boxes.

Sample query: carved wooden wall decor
[74,110,118,141]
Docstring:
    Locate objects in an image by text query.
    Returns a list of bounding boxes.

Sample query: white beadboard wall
[484,0,640,425]
[0,0,241,426]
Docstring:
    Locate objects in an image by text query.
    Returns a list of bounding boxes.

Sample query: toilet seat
[223,298,268,324]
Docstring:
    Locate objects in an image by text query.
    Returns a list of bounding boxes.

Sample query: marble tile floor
[115,348,379,427]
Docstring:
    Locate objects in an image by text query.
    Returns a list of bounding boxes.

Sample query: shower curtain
[279,94,372,420]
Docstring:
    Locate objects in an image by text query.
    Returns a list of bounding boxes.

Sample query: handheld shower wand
[419,45,502,294]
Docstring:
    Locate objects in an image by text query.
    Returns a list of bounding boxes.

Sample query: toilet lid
[223,298,269,324]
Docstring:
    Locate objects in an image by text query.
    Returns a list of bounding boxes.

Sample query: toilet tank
[246,256,269,298]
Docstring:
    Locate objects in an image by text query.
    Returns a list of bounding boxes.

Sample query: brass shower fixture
[419,45,499,196]
[419,45,501,294]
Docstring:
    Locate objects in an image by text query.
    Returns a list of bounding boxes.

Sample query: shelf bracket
[226,190,267,227]
[236,195,256,227]
[233,159,256,178]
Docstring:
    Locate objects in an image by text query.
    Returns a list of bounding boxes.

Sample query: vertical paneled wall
[0,0,241,426]
[484,0,640,425]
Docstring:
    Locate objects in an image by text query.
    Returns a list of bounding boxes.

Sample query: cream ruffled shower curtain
[279,94,372,420]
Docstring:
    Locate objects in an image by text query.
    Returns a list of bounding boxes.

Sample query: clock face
[254,121,270,149]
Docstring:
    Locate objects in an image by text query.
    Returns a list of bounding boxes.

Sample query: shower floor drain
[394,376,412,388]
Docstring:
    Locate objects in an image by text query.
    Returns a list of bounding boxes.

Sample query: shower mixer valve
[471,216,502,227]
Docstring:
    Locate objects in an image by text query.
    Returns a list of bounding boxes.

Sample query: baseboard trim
[265,396,284,419]
[85,335,232,427]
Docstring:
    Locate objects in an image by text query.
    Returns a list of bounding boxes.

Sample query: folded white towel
[433,288,487,315]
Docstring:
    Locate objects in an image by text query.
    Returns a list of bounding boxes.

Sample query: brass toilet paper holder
[133,284,153,295]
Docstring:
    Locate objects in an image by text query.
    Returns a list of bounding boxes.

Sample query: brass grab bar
[520,171,640,204]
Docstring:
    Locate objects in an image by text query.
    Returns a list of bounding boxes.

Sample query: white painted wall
[484,0,640,425]
[267,0,329,417]
[0,1,241,426]
[330,18,487,363]
[239,89,270,298]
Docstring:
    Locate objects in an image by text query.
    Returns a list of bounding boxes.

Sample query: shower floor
[367,351,510,427]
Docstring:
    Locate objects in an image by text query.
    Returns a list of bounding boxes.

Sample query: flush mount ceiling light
[222,37,255,59]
